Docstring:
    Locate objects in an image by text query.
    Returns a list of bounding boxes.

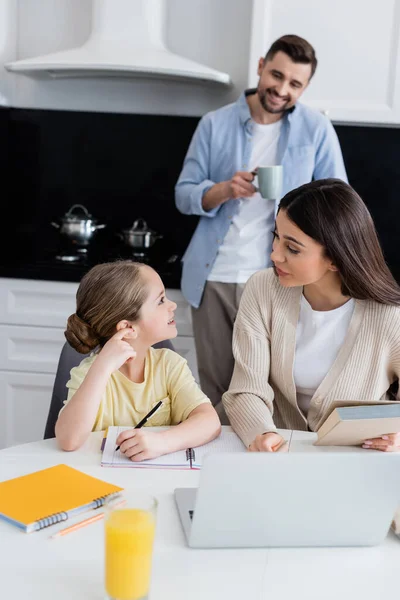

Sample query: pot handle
[51,222,60,229]
[131,218,148,231]
[66,204,91,218]
[94,223,106,230]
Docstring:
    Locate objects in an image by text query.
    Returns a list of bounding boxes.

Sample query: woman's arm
[222,272,278,448]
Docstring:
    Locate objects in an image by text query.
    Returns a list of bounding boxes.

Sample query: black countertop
[0,258,182,289]
[0,233,183,289]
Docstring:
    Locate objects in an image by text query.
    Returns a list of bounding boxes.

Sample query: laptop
[174,452,400,548]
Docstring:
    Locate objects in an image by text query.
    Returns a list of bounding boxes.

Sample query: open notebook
[102,426,246,469]
[0,464,123,533]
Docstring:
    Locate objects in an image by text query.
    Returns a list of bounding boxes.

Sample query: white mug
[256,165,283,200]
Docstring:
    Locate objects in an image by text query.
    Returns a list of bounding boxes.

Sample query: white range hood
[5,0,231,86]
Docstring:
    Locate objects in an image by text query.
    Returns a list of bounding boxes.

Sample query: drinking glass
[104,490,157,600]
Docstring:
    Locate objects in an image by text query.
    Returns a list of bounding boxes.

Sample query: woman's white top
[294,294,355,416]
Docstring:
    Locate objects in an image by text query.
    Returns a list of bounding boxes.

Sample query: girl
[223,178,400,453]
[55,261,221,460]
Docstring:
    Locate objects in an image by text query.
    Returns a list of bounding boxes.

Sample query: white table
[0,428,399,600]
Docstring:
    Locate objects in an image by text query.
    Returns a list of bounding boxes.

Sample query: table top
[1,428,399,600]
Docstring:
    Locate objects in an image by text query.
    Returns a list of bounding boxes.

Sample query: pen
[115,400,164,451]
[51,500,126,539]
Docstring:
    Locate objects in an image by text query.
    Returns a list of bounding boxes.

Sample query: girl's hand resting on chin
[248,432,287,452]
[362,432,400,452]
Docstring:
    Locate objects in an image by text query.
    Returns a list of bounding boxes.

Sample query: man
[175,34,347,422]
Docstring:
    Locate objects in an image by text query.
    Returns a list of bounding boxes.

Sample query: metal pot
[51,204,106,246]
[120,218,162,249]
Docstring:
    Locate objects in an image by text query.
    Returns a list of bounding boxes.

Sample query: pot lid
[123,218,156,235]
[62,204,94,223]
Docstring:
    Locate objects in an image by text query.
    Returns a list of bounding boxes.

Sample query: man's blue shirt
[175,90,348,308]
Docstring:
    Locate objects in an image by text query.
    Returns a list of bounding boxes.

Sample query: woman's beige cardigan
[222,268,400,448]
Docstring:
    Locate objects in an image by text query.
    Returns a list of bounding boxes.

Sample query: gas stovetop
[0,244,183,288]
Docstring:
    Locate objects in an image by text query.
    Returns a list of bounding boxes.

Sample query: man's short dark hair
[264,34,317,79]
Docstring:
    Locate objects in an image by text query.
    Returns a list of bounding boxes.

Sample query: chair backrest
[44,339,175,439]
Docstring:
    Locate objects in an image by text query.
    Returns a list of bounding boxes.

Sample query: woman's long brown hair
[278,178,400,306]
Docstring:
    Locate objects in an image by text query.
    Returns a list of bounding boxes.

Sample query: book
[0,464,123,533]
[314,401,400,446]
[101,426,246,469]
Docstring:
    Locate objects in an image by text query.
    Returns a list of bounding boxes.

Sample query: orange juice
[105,508,156,600]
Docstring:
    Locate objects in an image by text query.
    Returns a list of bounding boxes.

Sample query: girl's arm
[159,403,221,451]
[116,354,221,461]
[56,328,136,451]
[55,359,112,451]
[116,404,221,462]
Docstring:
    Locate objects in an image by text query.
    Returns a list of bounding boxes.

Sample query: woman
[223,178,400,452]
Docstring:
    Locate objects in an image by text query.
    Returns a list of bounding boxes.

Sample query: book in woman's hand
[314,401,400,446]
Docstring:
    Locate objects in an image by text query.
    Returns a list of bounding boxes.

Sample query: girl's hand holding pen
[116,429,168,462]
[95,328,137,374]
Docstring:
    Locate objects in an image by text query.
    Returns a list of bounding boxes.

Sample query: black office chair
[44,339,174,439]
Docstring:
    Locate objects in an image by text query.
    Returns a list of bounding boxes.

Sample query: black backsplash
[1,105,400,285]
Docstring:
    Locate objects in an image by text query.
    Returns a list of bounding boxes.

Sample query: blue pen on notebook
[115,400,164,451]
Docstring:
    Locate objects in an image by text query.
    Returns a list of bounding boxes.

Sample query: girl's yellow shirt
[63,348,210,431]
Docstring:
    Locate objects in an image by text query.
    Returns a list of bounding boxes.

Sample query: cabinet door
[0,325,65,373]
[0,278,78,327]
[173,336,199,384]
[0,371,55,449]
[249,0,400,124]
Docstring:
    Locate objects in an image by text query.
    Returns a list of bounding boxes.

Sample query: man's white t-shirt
[208,120,282,283]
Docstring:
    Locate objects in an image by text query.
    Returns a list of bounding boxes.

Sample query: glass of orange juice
[104,490,157,600]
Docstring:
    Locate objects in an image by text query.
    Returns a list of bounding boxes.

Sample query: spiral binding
[185,448,195,465]
[35,494,114,531]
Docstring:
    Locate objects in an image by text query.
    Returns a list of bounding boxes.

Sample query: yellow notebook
[0,464,123,533]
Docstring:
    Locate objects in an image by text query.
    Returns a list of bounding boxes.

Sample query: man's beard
[258,88,290,114]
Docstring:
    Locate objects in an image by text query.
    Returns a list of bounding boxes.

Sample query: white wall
[1,0,253,116]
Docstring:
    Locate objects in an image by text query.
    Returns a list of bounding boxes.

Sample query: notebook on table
[0,464,123,533]
[101,426,246,469]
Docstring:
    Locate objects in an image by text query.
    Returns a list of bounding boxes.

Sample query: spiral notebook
[0,464,123,533]
[101,426,246,469]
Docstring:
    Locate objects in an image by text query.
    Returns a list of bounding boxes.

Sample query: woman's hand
[96,328,137,374]
[248,432,287,452]
[362,433,400,452]
[116,429,168,462]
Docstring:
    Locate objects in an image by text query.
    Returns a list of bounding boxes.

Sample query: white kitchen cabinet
[249,0,400,125]
[0,371,56,449]
[0,278,198,449]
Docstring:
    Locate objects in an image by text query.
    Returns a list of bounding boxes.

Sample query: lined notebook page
[101,426,190,468]
[192,430,246,467]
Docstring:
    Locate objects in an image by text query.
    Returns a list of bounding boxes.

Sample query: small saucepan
[120,218,163,249]
[51,204,106,246]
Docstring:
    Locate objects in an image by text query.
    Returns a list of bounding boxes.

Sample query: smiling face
[132,266,178,346]
[271,209,337,288]
[256,51,311,114]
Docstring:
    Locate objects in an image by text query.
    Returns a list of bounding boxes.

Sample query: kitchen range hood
[5,0,231,86]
